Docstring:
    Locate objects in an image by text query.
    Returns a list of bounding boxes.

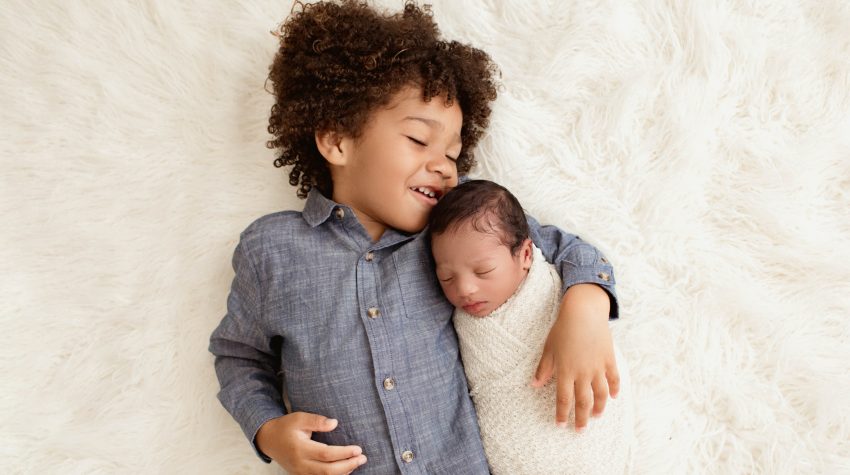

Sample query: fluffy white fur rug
[3,0,849,473]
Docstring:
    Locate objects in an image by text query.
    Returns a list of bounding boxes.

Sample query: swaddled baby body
[429,180,633,475]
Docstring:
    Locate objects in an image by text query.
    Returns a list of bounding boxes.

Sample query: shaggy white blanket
[2,0,849,473]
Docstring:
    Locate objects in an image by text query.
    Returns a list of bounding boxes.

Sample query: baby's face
[431,222,532,317]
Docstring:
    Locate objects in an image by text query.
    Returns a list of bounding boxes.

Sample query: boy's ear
[520,238,533,270]
[315,130,347,166]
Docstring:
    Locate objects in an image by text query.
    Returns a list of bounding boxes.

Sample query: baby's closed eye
[475,267,495,276]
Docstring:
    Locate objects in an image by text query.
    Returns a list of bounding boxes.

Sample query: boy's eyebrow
[403,116,462,146]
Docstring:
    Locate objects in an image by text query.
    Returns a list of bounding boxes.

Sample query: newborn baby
[428,180,634,475]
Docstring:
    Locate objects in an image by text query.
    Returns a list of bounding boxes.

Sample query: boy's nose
[426,153,456,179]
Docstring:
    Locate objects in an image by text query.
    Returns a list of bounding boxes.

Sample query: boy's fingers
[555,377,574,426]
[298,412,338,432]
[306,440,363,463]
[573,381,593,431]
[590,374,608,417]
[305,454,367,475]
[532,352,555,387]
[607,362,621,399]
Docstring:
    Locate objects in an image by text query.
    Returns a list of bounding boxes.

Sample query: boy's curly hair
[266,0,499,199]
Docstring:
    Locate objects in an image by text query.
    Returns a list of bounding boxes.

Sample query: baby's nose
[456,278,477,297]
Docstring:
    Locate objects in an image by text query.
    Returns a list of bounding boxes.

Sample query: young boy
[209,2,621,474]
[429,180,633,475]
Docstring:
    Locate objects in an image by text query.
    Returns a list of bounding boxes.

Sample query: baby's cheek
[438,283,456,305]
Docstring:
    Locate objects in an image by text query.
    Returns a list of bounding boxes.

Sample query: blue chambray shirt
[209,189,618,474]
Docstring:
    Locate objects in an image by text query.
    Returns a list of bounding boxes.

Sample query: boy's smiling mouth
[410,186,443,204]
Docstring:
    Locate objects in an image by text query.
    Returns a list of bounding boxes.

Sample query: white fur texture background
[2,0,849,473]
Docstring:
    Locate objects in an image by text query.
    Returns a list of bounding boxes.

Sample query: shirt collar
[300,187,421,248]
[302,188,341,227]
[303,175,472,227]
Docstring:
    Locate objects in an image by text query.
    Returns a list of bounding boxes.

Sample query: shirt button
[365,251,374,262]
[383,377,395,390]
[367,307,380,319]
[401,450,414,463]
[600,256,609,264]
[598,272,610,281]
[334,208,345,219]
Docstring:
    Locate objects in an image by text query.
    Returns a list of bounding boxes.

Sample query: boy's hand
[531,283,619,431]
[256,412,366,475]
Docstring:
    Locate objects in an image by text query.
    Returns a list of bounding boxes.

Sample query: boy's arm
[527,215,618,317]
[209,237,286,461]
[209,236,365,473]
[526,215,620,431]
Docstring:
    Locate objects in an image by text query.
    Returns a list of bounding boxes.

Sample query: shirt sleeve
[208,233,286,463]
[526,214,619,320]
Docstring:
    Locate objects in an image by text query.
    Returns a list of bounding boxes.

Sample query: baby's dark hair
[428,180,529,256]
[266,0,499,198]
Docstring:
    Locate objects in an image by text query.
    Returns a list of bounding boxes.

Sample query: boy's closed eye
[407,135,427,147]
[406,136,459,163]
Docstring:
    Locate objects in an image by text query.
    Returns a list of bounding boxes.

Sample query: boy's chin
[390,217,427,235]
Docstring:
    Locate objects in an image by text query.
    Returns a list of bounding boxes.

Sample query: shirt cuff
[557,247,619,320]
[237,400,287,463]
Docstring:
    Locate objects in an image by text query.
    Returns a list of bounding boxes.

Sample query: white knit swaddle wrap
[453,245,633,475]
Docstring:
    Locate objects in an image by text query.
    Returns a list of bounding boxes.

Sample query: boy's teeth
[415,187,436,198]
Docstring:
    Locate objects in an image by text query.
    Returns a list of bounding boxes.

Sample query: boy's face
[324,86,462,240]
[431,221,532,318]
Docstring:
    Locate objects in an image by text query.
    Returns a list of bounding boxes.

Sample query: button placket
[356,239,420,469]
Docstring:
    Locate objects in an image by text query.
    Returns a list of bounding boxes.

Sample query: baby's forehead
[451,212,508,237]
[433,217,510,248]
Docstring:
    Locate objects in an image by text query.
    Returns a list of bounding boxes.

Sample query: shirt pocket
[391,242,453,325]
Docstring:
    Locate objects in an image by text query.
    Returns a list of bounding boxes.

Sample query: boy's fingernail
[359,455,368,464]
[556,422,567,428]
[352,446,362,455]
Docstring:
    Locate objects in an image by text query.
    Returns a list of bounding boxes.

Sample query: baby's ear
[520,238,533,270]
[315,130,347,166]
